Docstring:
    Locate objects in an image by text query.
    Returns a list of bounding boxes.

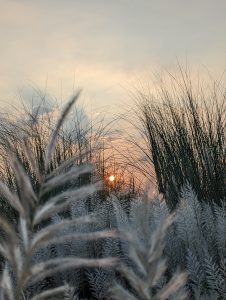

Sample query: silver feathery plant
[166,185,226,299]
[0,91,117,300]
[109,196,187,300]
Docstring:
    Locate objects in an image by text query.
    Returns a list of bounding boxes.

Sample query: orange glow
[109,175,115,182]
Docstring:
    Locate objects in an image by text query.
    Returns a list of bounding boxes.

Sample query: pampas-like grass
[108,196,187,300]
[171,186,226,299]
[0,92,117,300]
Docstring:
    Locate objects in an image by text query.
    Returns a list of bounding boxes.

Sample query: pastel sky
[0,0,226,112]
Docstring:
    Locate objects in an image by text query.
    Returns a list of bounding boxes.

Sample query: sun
[109,175,115,182]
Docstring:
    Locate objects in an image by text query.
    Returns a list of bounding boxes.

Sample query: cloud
[0,0,226,111]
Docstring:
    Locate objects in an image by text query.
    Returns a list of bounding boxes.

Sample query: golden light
[109,175,115,182]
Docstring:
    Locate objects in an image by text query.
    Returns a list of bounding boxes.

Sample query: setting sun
[109,175,115,182]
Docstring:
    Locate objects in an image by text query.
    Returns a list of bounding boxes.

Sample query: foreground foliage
[0,93,117,300]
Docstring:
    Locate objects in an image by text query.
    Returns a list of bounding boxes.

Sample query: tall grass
[136,70,225,209]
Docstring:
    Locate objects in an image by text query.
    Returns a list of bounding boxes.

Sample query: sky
[0,0,226,113]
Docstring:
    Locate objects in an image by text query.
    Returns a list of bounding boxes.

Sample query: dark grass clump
[136,70,225,209]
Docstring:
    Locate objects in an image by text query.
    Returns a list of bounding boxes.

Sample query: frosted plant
[87,267,114,299]
[0,92,117,300]
[166,185,226,299]
[74,186,225,300]
[109,196,187,300]
[85,198,122,299]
